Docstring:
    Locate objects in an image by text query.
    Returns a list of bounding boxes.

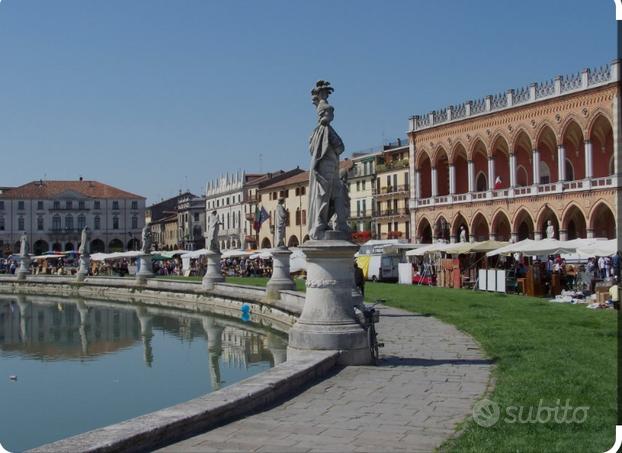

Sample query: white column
[467,160,474,192]
[488,157,495,190]
[431,167,438,197]
[449,165,456,194]
[584,140,593,178]
[532,149,540,185]
[557,144,566,181]
[509,153,516,187]
[415,170,421,199]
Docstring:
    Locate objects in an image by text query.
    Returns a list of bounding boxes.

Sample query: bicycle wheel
[368,325,379,365]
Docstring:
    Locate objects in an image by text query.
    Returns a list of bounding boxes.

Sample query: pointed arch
[512,207,535,241]
[535,204,559,239]
[588,113,614,178]
[561,117,585,180]
[449,140,468,164]
[589,201,616,239]
[491,209,512,241]
[470,212,489,241]
[587,110,613,138]
[561,203,587,240]
[451,212,469,241]
[417,151,432,198]
[434,146,450,196]
[452,143,469,194]
[534,121,559,148]
[509,125,535,150]
[416,216,433,244]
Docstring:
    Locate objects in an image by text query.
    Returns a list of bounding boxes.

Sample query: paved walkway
[160,305,492,452]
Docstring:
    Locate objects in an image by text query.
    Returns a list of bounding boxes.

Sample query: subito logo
[472,399,500,428]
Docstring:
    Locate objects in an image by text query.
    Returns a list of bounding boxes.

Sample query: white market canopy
[486,238,616,257]
[90,251,143,261]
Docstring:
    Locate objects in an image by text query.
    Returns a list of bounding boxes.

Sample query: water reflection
[0,295,287,370]
[0,295,288,452]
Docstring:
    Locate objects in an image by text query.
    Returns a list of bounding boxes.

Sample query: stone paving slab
[159,305,493,452]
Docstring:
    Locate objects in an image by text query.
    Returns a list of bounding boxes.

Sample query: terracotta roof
[260,171,309,191]
[260,160,352,191]
[0,180,145,200]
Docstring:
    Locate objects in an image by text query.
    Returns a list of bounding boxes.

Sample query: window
[79,201,85,209]
[112,216,119,230]
[53,200,60,209]
[94,216,101,230]
[0,201,4,210]
[66,201,72,209]
[362,200,366,216]
[194,213,199,222]
[37,201,44,210]
[65,215,73,230]
[37,217,44,231]
[18,201,24,210]
[362,181,366,190]
[18,217,25,230]
[300,187,306,195]
[78,215,86,229]
[356,200,361,217]
[404,172,409,187]
[131,201,138,210]
[131,216,138,229]
[0,217,4,231]
[539,162,551,185]
[112,201,119,210]
[94,200,101,210]
[301,209,307,226]
[52,215,61,230]
[295,208,301,226]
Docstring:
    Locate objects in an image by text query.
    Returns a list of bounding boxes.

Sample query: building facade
[0,179,146,256]
[347,151,378,242]
[206,173,246,251]
[409,61,620,244]
[177,194,206,250]
[257,171,310,249]
[375,140,410,240]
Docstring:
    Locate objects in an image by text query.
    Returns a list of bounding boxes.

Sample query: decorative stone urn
[202,250,224,289]
[76,255,90,282]
[287,235,371,365]
[135,254,154,284]
[16,256,31,281]
[266,247,295,299]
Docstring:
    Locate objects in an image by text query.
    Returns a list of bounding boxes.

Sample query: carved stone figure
[141,223,152,254]
[19,233,29,257]
[206,210,221,252]
[308,80,350,240]
[275,199,288,248]
[459,226,467,243]
[546,220,555,239]
[78,227,90,255]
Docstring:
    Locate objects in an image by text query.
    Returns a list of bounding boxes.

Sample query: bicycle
[359,299,385,365]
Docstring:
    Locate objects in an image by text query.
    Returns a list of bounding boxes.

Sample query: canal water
[0,295,287,452]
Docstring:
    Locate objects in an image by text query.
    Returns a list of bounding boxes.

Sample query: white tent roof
[91,251,143,261]
[486,238,616,258]
[406,242,452,256]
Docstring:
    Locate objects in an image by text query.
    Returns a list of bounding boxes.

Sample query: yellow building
[374,140,411,240]
[347,152,378,242]
[257,171,310,249]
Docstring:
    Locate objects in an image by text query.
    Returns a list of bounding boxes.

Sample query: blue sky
[0,0,617,203]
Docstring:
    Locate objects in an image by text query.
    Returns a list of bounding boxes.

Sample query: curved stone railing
[0,275,339,453]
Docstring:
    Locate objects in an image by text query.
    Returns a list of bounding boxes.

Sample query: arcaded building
[408,60,620,244]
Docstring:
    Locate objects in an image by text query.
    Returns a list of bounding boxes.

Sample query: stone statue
[206,210,221,252]
[19,232,29,257]
[78,227,90,255]
[141,223,152,254]
[459,226,467,243]
[546,220,555,239]
[308,80,350,240]
[275,199,288,248]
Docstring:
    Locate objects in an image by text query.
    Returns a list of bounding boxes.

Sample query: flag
[253,206,261,232]
[259,206,269,224]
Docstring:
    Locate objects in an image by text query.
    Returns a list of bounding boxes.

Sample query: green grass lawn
[365,283,617,453]
[156,276,617,452]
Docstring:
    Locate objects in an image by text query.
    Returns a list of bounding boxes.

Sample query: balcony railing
[375,184,410,196]
[377,208,409,217]
[412,176,617,208]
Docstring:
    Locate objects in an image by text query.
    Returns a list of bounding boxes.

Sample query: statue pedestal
[287,239,371,365]
[266,247,295,299]
[136,254,154,284]
[76,255,90,281]
[202,251,224,289]
[16,256,31,281]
